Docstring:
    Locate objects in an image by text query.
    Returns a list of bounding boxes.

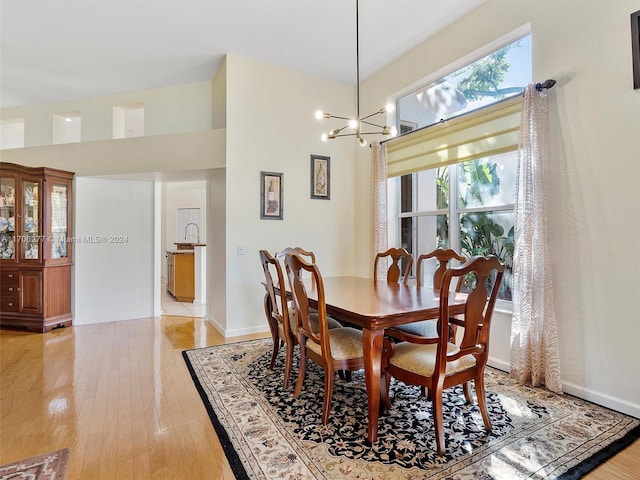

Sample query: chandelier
[315,0,397,147]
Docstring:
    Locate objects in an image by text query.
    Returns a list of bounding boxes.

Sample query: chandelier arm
[359,111,384,122]
[327,115,353,121]
[361,120,385,128]
[332,132,359,138]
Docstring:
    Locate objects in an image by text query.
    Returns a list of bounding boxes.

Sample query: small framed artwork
[632,10,640,89]
[260,171,283,220]
[310,154,330,200]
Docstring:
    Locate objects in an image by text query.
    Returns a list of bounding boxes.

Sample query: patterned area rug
[183,339,639,479]
[0,448,70,480]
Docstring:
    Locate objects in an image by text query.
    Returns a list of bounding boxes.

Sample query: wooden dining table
[274,275,468,443]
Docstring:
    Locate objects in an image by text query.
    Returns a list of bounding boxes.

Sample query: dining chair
[276,246,344,324]
[373,247,413,284]
[284,252,365,424]
[276,246,317,290]
[387,248,466,341]
[259,249,298,389]
[381,255,504,456]
[259,249,341,389]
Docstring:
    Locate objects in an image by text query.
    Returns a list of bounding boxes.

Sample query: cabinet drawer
[1,296,19,312]
[1,284,20,296]
[1,270,19,286]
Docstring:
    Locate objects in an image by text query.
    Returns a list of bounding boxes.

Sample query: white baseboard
[487,356,640,419]
[562,381,640,419]
[203,316,269,339]
[488,357,510,373]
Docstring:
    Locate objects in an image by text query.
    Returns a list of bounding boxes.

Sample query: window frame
[390,153,517,310]
[388,27,531,309]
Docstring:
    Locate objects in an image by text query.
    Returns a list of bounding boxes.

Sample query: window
[0,118,25,149]
[113,103,144,139]
[397,35,531,130]
[53,112,81,144]
[389,34,531,302]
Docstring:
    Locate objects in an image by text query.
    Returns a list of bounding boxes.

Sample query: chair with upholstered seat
[259,249,340,389]
[373,247,413,284]
[381,255,504,456]
[387,248,466,341]
[284,252,365,424]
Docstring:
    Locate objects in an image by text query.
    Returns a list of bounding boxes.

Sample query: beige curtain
[370,141,388,280]
[510,84,563,394]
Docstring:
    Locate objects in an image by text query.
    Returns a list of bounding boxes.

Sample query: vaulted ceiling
[0,0,485,109]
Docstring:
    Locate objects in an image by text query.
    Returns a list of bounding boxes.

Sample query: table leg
[363,327,384,443]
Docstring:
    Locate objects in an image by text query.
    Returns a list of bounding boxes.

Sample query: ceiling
[0,0,485,110]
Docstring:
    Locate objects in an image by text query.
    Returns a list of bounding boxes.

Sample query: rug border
[185,339,640,480]
[182,347,251,480]
[0,447,70,479]
[557,423,640,479]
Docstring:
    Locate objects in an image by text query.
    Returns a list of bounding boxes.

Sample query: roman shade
[385,96,522,178]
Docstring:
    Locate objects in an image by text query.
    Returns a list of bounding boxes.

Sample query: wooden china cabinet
[0,162,74,332]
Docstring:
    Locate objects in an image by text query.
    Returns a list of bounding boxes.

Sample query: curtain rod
[535,79,556,91]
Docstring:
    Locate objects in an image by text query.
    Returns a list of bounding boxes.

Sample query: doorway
[160,179,208,318]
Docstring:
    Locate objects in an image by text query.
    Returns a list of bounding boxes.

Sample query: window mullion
[449,164,460,251]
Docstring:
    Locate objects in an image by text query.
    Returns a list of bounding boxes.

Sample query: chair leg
[264,294,279,370]
[322,366,335,424]
[269,333,280,370]
[432,384,446,456]
[420,385,431,400]
[283,340,294,390]
[475,374,492,433]
[380,371,392,410]
[294,343,307,398]
[463,382,473,404]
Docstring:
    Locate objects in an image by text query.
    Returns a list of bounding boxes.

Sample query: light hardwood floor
[0,317,638,479]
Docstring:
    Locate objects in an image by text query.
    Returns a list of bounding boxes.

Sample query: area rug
[0,448,70,480]
[183,339,640,479]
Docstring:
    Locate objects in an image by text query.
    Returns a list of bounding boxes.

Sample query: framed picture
[310,154,330,200]
[632,10,640,89]
[260,171,283,220]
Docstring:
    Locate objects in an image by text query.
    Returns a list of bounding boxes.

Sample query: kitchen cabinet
[166,251,194,302]
[0,162,74,332]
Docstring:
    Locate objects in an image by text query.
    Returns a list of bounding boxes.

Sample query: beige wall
[208,168,227,330]
[0,130,224,177]
[1,82,213,146]
[74,177,154,325]
[357,0,640,416]
[221,54,357,336]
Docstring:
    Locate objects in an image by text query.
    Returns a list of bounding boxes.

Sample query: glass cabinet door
[21,180,39,260]
[0,176,16,259]
[50,184,68,259]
